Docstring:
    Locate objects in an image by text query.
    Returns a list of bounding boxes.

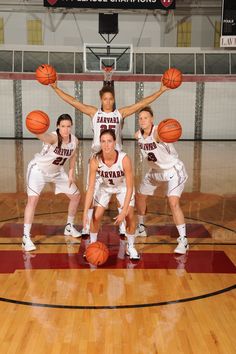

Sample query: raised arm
[50,81,97,118]
[83,157,98,229]
[119,80,169,119]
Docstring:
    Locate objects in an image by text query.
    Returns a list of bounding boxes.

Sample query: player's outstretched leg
[135,193,148,237]
[22,196,38,252]
[125,207,140,260]
[168,196,189,254]
[64,193,81,238]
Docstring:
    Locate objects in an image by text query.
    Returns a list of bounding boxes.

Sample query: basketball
[26,110,50,134]
[85,241,109,266]
[162,68,182,89]
[158,118,182,143]
[35,64,57,85]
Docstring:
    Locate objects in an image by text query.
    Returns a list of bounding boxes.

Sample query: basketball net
[102,66,114,84]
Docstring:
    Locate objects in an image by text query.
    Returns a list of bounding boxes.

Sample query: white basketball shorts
[138,161,188,197]
[93,184,135,209]
[26,161,80,196]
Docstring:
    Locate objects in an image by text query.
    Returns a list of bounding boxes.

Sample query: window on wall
[27,19,43,45]
[214,21,221,48]
[0,18,4,44]
[177,21,192,47]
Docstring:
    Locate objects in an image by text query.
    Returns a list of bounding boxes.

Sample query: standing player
[22,114,81,252]
[50,81,169,236]
[83,129,139,260]
[135,106,189,254]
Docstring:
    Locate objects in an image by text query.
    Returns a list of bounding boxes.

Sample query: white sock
[138,215,145,225]
[67,216,74,225]
[176,224,186,239]
[24,224,32,237]
[90,232,98,243]
[127,234,135,247]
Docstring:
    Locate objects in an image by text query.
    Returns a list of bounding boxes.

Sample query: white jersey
[91,109,123,153]
[137,125,180,171]
[32,132,77,176]
[96,151,126,188]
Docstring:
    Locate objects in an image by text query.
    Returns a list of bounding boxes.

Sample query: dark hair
[99,86,115,99]
[138,106,154,117]
[56,114,73,148]
[99,86,116,111]
[96,129,116,159]
[100,128,116,141]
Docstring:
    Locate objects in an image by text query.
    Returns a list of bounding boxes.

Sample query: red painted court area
[0,249,235,274]
[0,222,234,273]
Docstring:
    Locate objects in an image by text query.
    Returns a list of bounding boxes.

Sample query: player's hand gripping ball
[35,64,57,85]
[162,68,182,89]
[26,110,50,134]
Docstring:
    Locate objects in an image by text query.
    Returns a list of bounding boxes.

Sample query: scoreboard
[221,0,236,47]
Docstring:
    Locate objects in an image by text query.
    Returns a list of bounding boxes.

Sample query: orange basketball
[158,118,182,143]
[162,68,182,89]
[26,110,50,134]
[85,241,109,266]
[35,64,57,85]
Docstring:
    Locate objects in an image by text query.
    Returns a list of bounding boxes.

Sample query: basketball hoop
[102,66,114,83]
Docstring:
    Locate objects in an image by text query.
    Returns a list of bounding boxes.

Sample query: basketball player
[135,106,189,254]
[22,114,81,252]
[83,129,139,260]
[50,80,169,237]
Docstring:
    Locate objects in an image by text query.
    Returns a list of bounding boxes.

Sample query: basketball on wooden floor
[85,241,109,266]
[26,110,50,134]
[162,68,182,89]
[158,118,182,143]
[35,64,57,85]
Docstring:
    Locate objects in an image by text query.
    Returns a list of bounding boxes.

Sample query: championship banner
[221,0,236,47]
[44,0,175,10]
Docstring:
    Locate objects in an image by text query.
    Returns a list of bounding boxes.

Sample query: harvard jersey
[32,132,77,176]
[137,125,180,171]
[91,109,123,153]
[97,151,126,188]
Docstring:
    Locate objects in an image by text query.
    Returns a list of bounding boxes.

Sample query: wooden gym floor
[0,139,235,354]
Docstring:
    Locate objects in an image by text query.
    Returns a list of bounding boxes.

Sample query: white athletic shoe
[22,235,36,252]
[135,224,147,237]
[64,223,81,238]
[126,245,140,260]
[174,237,189,255]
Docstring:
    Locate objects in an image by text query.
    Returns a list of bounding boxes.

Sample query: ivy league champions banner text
[44,0,175,10]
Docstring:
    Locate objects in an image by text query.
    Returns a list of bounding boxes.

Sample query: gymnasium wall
[0,76,235,140]
[0,12,220,48]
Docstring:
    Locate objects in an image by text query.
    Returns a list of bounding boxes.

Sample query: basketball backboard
[83,43,133,73]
